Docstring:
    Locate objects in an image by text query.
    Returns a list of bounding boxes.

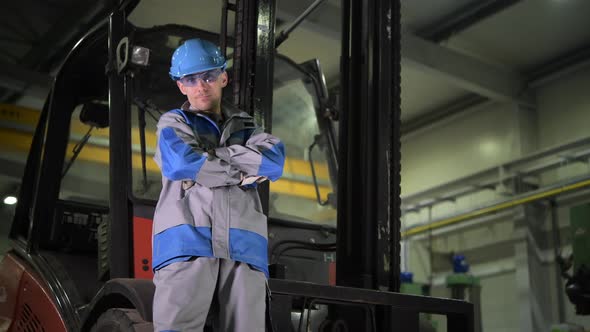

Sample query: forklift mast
[0,0,475,331]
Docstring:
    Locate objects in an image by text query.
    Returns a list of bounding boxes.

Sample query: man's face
[176,69,228,113]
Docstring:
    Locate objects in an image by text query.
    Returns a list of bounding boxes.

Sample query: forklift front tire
[90,308,153,332]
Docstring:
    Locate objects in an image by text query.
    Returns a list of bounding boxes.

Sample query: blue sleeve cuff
[258,142,285,181]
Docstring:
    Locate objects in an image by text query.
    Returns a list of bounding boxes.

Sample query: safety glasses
[178,69,223,87]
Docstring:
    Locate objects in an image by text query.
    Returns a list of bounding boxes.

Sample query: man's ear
[220,71,229,88]
[176,81,187,95]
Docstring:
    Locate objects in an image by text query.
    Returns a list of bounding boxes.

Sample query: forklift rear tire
[90,308,153,332]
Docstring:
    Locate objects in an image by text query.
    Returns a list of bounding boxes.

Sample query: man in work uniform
[152,38,285,332]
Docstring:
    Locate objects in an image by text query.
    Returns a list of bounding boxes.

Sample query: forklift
[0,0,474,331]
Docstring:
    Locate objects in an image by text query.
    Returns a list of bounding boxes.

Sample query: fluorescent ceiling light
[3,196,17,205]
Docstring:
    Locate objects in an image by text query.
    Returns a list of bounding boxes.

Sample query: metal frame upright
[259,0,474,330]
[336,0,401,293]
[230,0,276,214]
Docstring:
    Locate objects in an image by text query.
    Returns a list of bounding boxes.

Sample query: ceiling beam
[416,0,522,42]
[527,43,590,88]
[19,1,117,70]
[402,33,531,104]
[277,1,529,103]
[1,1,117,103]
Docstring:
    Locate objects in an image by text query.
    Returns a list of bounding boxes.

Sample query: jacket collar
[178,100,258,145]
[180,100,252,122]
[181,101,224,126]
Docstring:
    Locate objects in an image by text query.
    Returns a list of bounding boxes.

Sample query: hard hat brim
[169,63,227,81]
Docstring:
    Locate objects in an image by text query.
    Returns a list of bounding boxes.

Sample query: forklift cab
[2,4,339,331]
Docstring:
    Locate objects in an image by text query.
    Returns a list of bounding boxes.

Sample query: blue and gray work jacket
[152,102,285,277]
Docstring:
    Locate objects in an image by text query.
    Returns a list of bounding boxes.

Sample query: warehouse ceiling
[1,0,589,120]
[1,0,589,114]
[0,0,589,200]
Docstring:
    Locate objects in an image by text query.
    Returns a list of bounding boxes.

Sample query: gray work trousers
[153,257,267,332]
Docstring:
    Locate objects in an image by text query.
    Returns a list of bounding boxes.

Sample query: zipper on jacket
[219,114,254,146]
[196,112,221,136]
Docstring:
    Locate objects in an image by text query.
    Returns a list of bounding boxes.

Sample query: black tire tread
[90,308,151,332]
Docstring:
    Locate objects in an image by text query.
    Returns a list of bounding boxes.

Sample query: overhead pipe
[402,136,590,210]
[403,176,590,237]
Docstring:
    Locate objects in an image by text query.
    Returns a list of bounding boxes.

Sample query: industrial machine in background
[399,272,438,332]
[560,204,590,315]
[400,271,430,297]
[445,254,482,332]
[399,255,484,332]
[0,0,474,331]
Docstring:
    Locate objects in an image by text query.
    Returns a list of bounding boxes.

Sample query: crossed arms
[154,111,285,188]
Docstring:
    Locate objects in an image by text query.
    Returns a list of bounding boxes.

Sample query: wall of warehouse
[401,102,528,195]
[401,65,590,331]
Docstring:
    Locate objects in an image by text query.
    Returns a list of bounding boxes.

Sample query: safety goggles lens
[179,69,223,86]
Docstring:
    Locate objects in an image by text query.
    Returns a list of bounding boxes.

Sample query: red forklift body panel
[0,254,25,329]
[133,216,154,279]
[0,254,67,332]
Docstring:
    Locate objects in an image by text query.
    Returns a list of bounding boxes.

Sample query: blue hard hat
[169,38,227,80]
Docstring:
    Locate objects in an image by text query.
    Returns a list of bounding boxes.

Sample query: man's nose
[195,78,208,91]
